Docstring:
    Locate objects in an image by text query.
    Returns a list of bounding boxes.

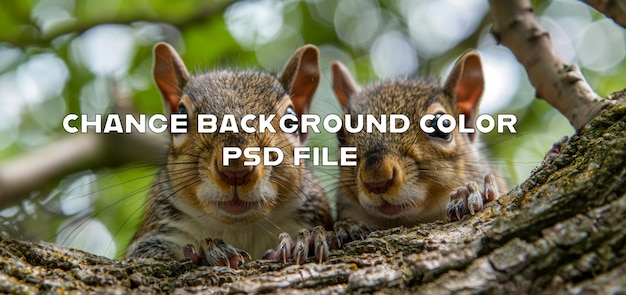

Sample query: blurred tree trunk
[1,93,625,294]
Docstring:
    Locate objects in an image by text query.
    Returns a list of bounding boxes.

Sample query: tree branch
[0,131,168,209]
[0,79,172,208]
[582,0,626,29]
[488,0,609,130]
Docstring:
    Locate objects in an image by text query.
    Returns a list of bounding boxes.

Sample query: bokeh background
[0,0,624,259]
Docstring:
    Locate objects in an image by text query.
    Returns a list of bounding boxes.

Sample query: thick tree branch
[0,131,168,208]
[488,0,608,130]
[582,0,626,29]
[0,81,169,207]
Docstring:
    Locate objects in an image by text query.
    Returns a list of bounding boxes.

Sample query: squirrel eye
[171,104,189,138]
[177,104,187,115]
[283,106,299,133]
[427,113,452,141]
[176,104,188,125]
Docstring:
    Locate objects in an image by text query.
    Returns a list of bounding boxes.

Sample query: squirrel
[263,51,508,265]
[125,42,332,268]
[330,51,507,230]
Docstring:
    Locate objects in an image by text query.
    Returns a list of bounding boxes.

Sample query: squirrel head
[152,42,321,225]
[331,52,488,225]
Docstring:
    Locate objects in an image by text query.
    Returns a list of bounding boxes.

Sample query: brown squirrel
[125,42,332,268]
[331,51,507,230]
[264,51,508,264]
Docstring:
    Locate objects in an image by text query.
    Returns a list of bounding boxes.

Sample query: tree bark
[1,92,625,294]
[0,90,169,208]
[583,0,626,29]
[489,0,608,131]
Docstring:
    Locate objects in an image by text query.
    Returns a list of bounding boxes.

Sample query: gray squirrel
[126,43,332,268]
[264,51,507,264]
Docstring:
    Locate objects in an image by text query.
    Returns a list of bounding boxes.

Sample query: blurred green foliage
[0,0,625,258]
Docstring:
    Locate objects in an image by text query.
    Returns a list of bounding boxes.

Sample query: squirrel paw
[293,228,312,265]
[183,238,250,269]
[263,226,329,265]
[446,173,500,222]
[262,232,294,263]
[332,219,372,248]
[311,226,330,264]
[263,221,373,265]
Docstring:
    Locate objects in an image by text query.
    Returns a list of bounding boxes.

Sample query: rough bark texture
[1,92,625,294]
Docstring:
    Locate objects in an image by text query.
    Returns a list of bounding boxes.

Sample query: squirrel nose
[363,173,395,194]
[362,178,394,194]
[360,159,398,194]
[218,166,254,186]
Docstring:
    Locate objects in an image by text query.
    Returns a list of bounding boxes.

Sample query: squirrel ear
[153,42,190,115]
[443,51,484,141]
[331,61,360,109]
[280,45,320,116]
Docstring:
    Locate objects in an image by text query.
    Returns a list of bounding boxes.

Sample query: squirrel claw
[447,186,469,222]
[183,238,249,269]
[466,182,484,216]
[264,226,332,265]
[484,173,499,203]
[278,232,294,263]
[333,219,371,248]
[293,229,311,265]
[447,173,500,222]
[262,232,294,263]
[183,243,201,264]
[264,222,370,266]
[312,225,329,264]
